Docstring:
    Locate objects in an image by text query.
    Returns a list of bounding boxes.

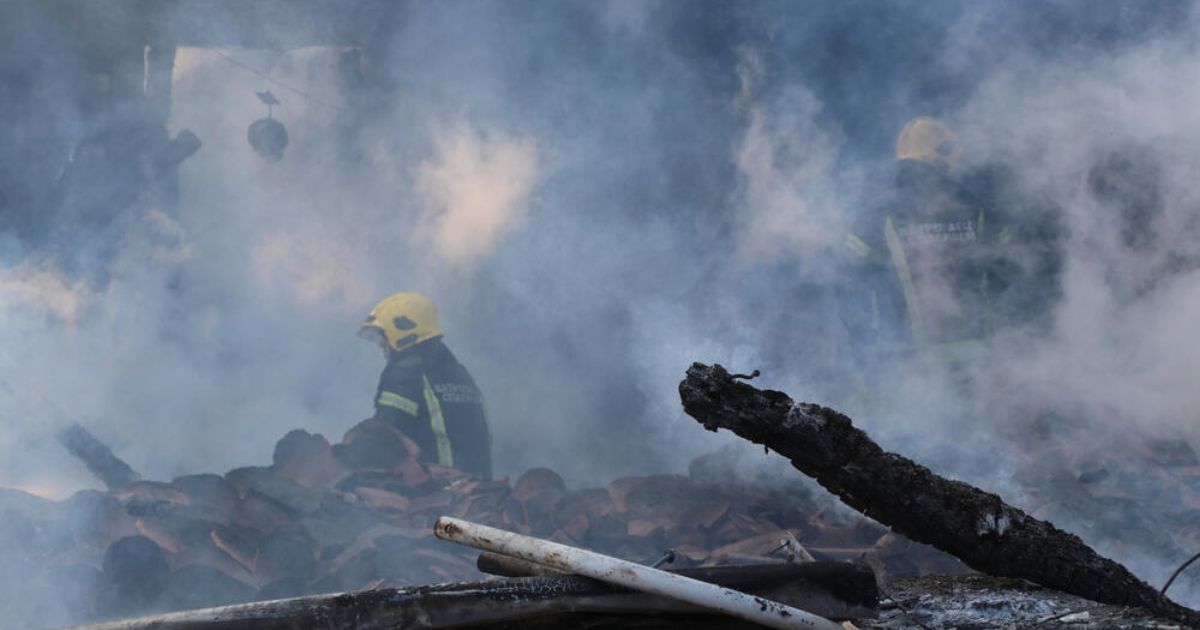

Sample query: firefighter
[840,117,1016,368]
[358,292,493,479]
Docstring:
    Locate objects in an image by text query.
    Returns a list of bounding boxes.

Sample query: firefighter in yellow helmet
[840,116,1013,367]
[358,292,493,479]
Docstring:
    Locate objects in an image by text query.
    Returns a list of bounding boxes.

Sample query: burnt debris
[57,424,141,491]
[678,362,1200,626]
[6,369,1192,627]
[77,562,875,630]
[17,417,955,626]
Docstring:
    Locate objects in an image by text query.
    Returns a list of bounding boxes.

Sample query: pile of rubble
[679,362,1200,627]
[0,418,960,627]
[7,366,1199,628]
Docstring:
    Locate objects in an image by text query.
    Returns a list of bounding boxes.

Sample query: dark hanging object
[248,90,288,162]
[248,118,288,162]
[255,90,281,108]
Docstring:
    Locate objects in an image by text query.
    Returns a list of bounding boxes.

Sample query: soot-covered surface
[867,574,1189,629]
[679,362,1199,626]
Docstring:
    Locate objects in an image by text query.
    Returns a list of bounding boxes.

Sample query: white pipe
[434,516,844,630]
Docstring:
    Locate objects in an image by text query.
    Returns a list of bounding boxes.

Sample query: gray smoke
[4,0,1200,622]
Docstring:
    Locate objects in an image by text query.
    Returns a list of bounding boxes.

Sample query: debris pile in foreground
[3,364,1197,628]
[2,418,953,627]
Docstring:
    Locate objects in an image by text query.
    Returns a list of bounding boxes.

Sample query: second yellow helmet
[896,116,959,172]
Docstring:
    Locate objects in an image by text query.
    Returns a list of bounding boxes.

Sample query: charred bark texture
[678,362,1199,625]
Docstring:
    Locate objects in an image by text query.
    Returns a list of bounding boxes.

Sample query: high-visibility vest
[844,208,1010,363]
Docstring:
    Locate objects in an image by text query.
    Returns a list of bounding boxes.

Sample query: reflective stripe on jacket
[373,338,493,479]
[843,207,1002,362]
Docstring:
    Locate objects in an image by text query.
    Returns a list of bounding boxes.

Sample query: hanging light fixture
[248,90,289,162]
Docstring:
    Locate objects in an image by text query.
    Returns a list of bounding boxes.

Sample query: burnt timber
[678,362,1200,626]
[75,562,877,629]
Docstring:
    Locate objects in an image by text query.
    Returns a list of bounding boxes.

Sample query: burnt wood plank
[678,362,1199,626]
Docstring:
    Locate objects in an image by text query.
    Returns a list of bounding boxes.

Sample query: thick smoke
[412,122,541,271]
[4,0,1200,622]
[733,47,847,262]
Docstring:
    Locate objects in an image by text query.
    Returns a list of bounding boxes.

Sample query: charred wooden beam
[678,362,1200,625]
[75,562,877,629]
[478,551,565,577]
[57,424,140,490]
[475,555,877,619]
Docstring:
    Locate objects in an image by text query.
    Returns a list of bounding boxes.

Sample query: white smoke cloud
[0,263,91,323]
[413,123,541,272]
[733,49,847,262]
[251,228,371,305]
[950,32,1200,440]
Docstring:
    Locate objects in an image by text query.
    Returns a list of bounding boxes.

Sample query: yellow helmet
[895,116,959,171]
[359,292,442,353]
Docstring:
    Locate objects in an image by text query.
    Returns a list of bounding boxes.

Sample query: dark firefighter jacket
[372,337,493,479]
[840,159,1025,365]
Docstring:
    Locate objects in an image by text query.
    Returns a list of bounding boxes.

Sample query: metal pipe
[434,516,844,630]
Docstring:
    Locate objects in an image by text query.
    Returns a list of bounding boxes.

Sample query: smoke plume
[4,0,1200,622]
